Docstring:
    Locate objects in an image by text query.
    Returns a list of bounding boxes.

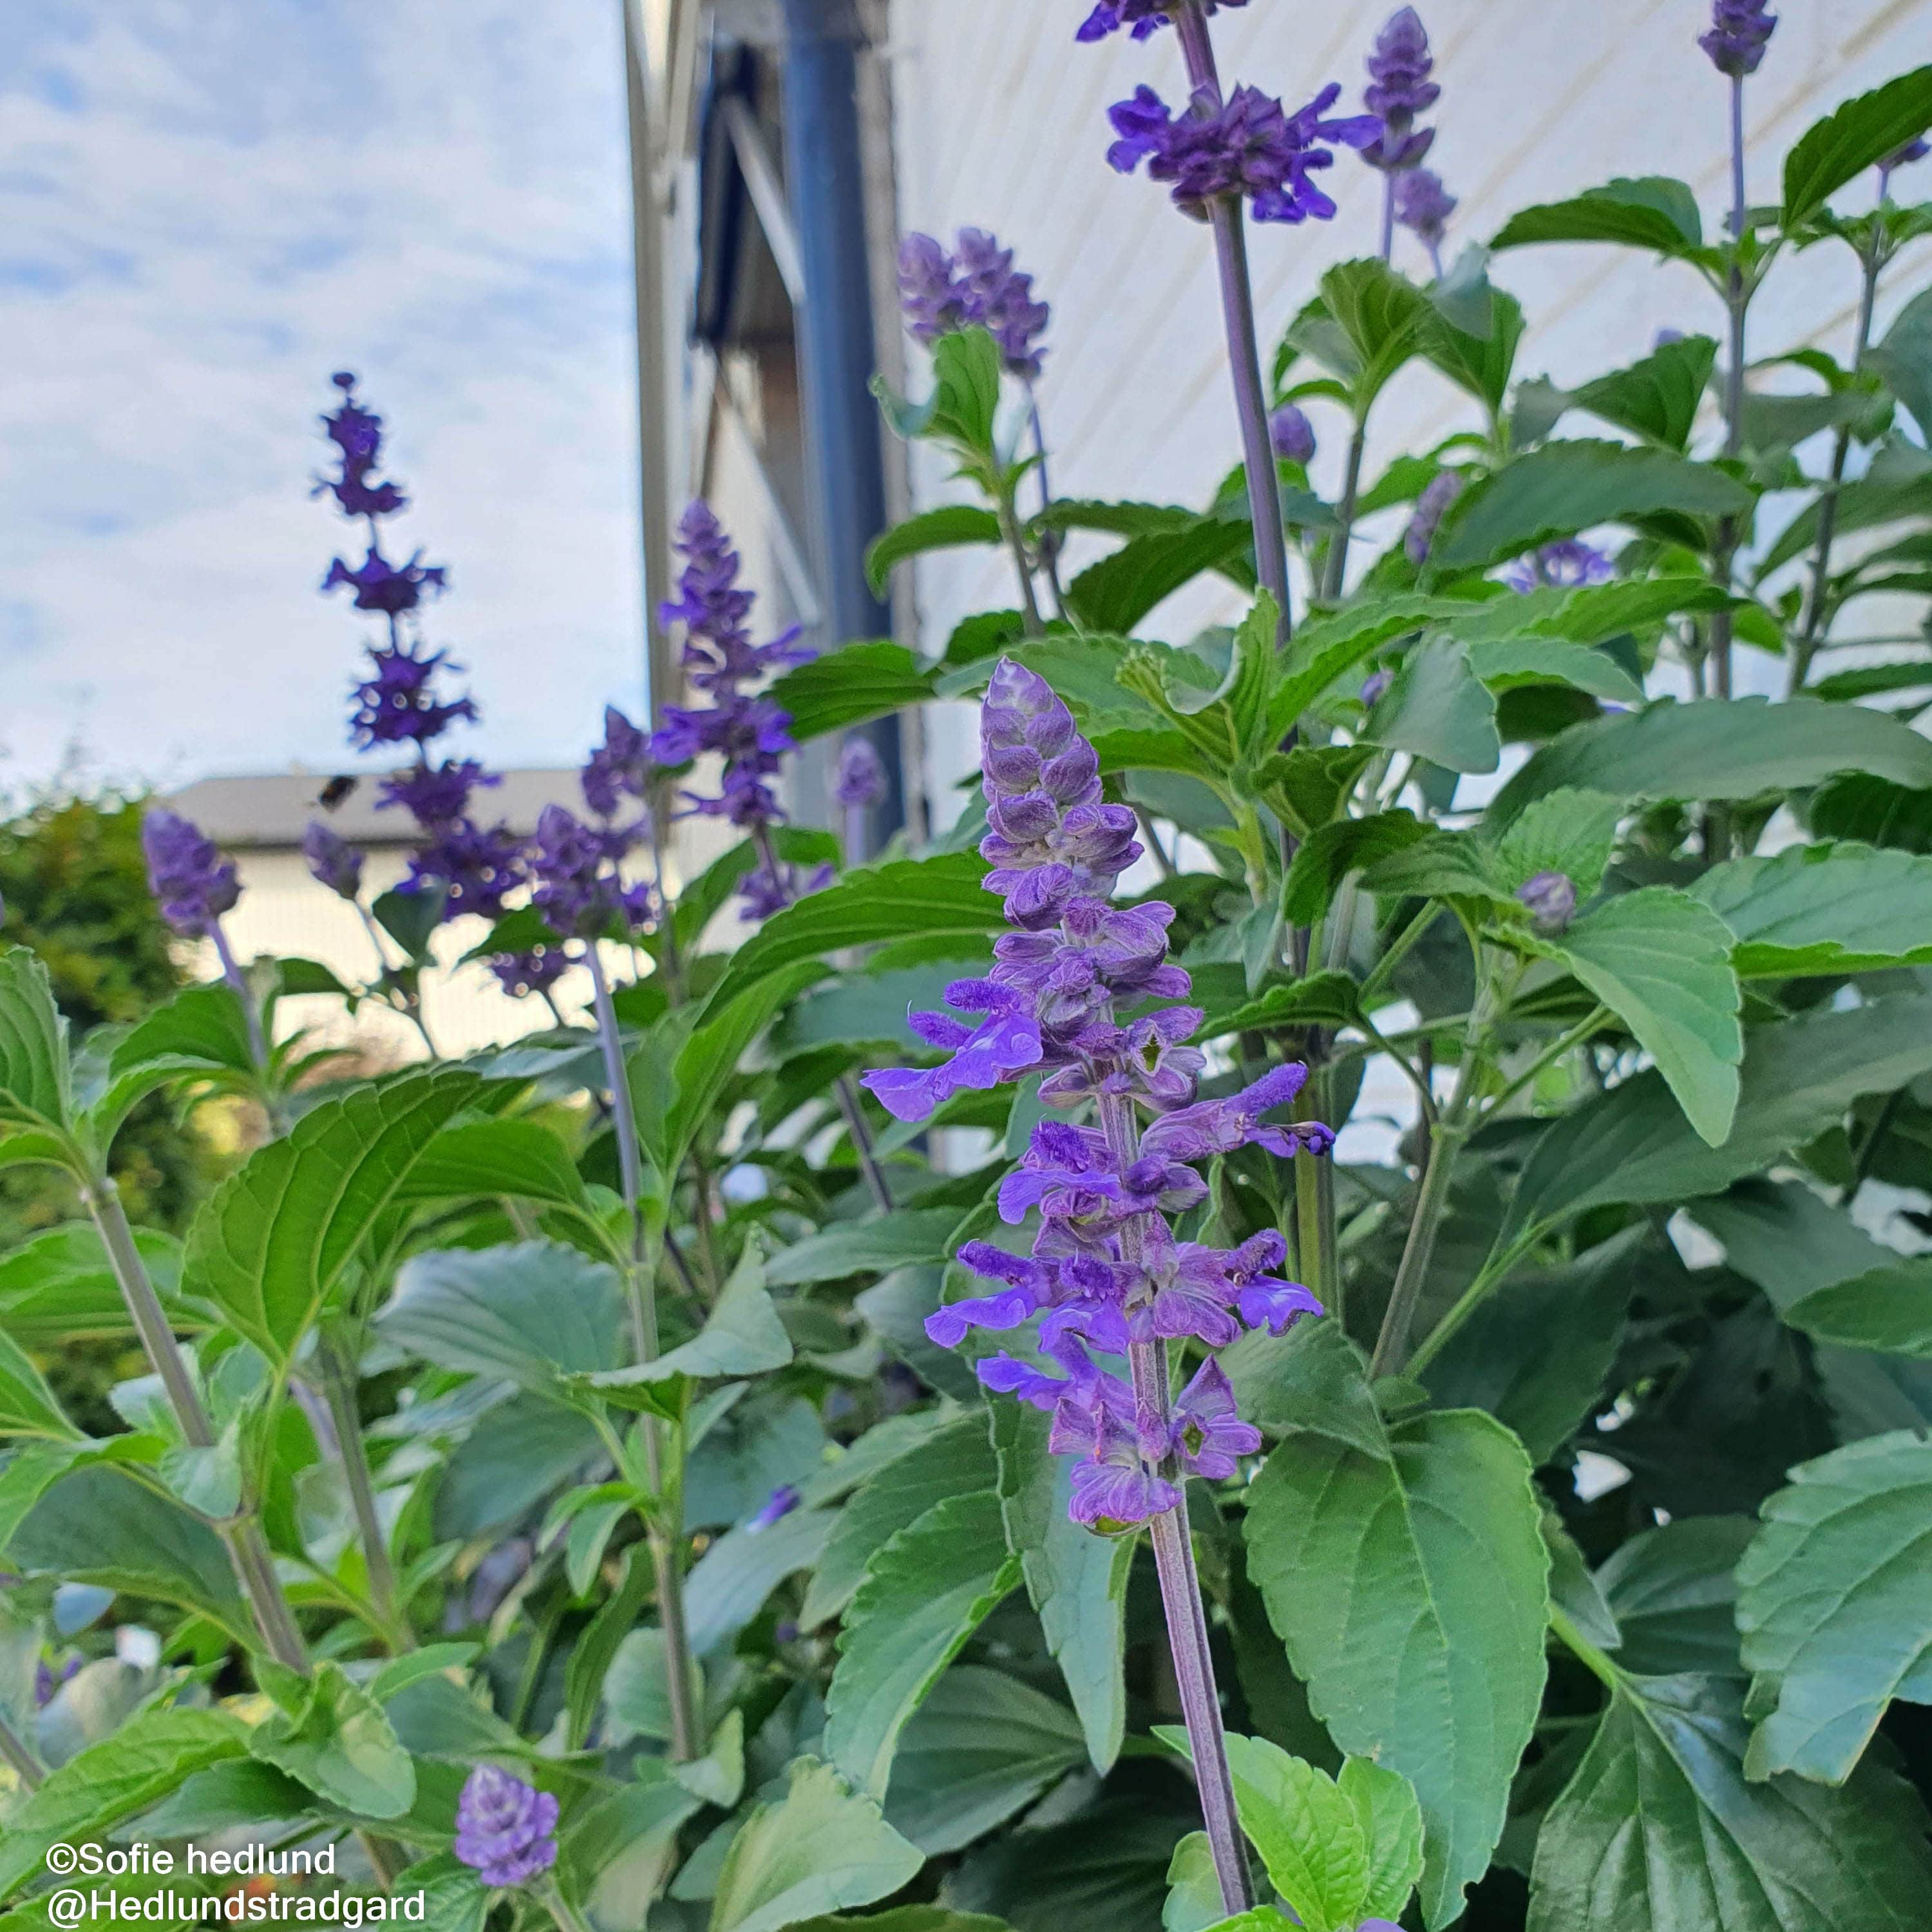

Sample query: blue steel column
[779,0,905,850]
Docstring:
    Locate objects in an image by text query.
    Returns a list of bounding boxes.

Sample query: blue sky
[0,1,645,793]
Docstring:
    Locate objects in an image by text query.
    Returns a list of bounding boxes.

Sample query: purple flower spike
[378,758,495,828]
[583,706,655,819]
[1700,0,1776,77]
[349,641,479,750]
[142,810,241,938]
[1517,869,1578,934]
[321,545,448,618]
[453,1765,558,1889]
[302,822,364,901]
[1269,404,1316,465]
[489,947,567,1000]
[1404,469,1464,567]
[1505,538,1613,594]
[898,228,1050,378]
[316,374,408,520]
[835,737,887,810]
[1363,8,1441,171]
[1077,0,1248,42]
[1393,167,1457,254]
[528,804,650,941]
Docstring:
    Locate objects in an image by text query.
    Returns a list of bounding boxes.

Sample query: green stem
[1405,1232,1534,1379]
[996,484,1045,638]
[1488,1006,1609,1117]
[0,1707,43,1788]
[1321,417,1369,602]
[1549,1604,1622,1692]
[1359,900,1438,1006]
[317,1336,412,1651]
[1367,1120,1466,1381]
[543,1883,600,1932]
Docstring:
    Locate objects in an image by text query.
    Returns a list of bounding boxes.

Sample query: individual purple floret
[404,818,526,920]
[1393,167,1457,273]
[453,1765,558,1889]
[1505,538,1613,592]
[1700,0,1776,77]
[1109,82,1382,226]
[862,660,1325,1530]
[1359,668,1393,708]
[1363,8,1440,171]
[1516,870,1578,933]
[321,547,448,618]
[142,810,241,938]
[898,228,1050,379]
[378,758,495,826]
[1879,137,1929,198]
[747,1484,802,1531]
[835,737,887,810]
[1269,404,1316,465]
[316,373,408,520]
[1403,469,1464,567]
[1076,0,1247,39]
[34,1654,79,1708]
[301,821,364,901]
[489,946,567,1001]
[348,642,480,750]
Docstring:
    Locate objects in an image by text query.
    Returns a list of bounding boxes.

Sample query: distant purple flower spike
[404,818,526,921]
[378,758,495,827]
[321,545,447,618]
[453,1765,558,1889]
[1363,8,1441,171]
[142,810,240,938]
[1516,869,1578,934]
[1404,469,1464,567]
[317,374,410,520]
[1269,404,1316,465]
[1077,0,1248,41]
[301,822,364,900]
[898,233,969,344]
[527,804,652,940]
[349,641,479,749]
[1109,82,1379,227]
[583,706,655,819]
[1700,0,1776,77]
[835,737,887,810]
[898,229,1050,378]
[1505,538,1613,593]
[1392,167,1457,255]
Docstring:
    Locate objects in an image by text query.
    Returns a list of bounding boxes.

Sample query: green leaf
[379,1240,624,1393]
[0,1436,162,1550]
[1691,842,1932,975]
[1492,176,1706,258]
[582,1249,795,1406]
[1361,636,1500,774]
[1784,1262,1932,1358]
[1596,1518,1757,1677]
[765,1209,964,1287]
[1163,1835,1225,1932]
[1491,788,1624,896]
[1567,336,1718,451]
[884,1665,1086,1854]
[603,1627,703,1748]
[1736,1430,1932,1783]
[187,1068,481,1361]
[0,1708,245,1898]
[248,1661,417,1820]
[1782,65,1932,229]
[1422,270,1526,415]
[393,1118,591,1213]
[767,641,939,743]
[707,1757,923,1932]
[0,946,72,1137]
[1492,698,1932,822]
[866,508,1004,594]
[1265,595,1445,744]
[1528,1673,1932,1931]
[825,1490,1019,1798]
[990,1394,1132,1774]
[685,1505,833,1656]
[1442,575,1732,647]
[1808,772,1932,854]
[1341,1756,1426,1923]
[1245,1354,1549,1929]
[92,983,258,1139]
[1687,1180,1893,1314]
[706,857,1002,1017]
[1868,283,1932,441]
[673,1709,748,1809]
[1464,639,1643,703]
[0,1327,80,1439]
[1546,888,1743,1146]
[947,1797,1193,1932]
[1430,442,1750,575]
[1219,1733,1369,1932]
[1282,811,1432,927]
[1065,517,1254,635]
[1506,996,1932,1238]
[1195,972,1363,1045]
[804,1414,998,1627]
[0,1222,187,1348]
[4,1464,251,1642]
[1321,257,1435,406]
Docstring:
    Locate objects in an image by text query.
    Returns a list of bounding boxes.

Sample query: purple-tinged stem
[1097,1088,1253,1917]
[1172,5,1293,649]
[209,920,269,1073]
[1027,385,1069,620]
[1380,173,1397,263]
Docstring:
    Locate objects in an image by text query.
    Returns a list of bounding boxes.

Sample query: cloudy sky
[0,1,644,796]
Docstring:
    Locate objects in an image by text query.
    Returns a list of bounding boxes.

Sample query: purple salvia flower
[34,1654,79,1708]
[1269,404,1316,465]
[1392,167,1457,272]
[489,946,568,1000]
[835,737,887,810]
[1108,82,1381,227]
[1171,1360,1263,1479]
[1516,869,1578,934]
[142,810,241,937]
[316,373,408,521]
[348,641,479,749]
[321,545,448,618]
[1359,668,1393,708]
[453,1765,558,1889]
[1404,469,1464,566]
[1879,138,1929,199]
[898,232,970,344]
[898,229,1050,379]
[377,758,496,827]
[1504,538,1613,593]
[301,822,364,900]
[1077,0,1248,41]
[527,804,652,940]
[582,705,655,819]
[1700,0,1776,77]
[403,819,525,921]
[1363,7,1441,172]
[747,1484,802,1531]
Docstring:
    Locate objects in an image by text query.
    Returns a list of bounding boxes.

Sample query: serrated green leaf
[866,509,1004,595]
[1245,1358,1549,1929]
[1217,1732,1368,1932]
[0,946,72,1139]
[1340,1756,1425,1923]
[1464,638,1644,702]
[1782,65,1932,229]
[248,1661,415,1819]
[393,1118,591,1213]
[1691,842,1932,976]
[1736,1430,1932,1783]
[685,1504,833,1656]
[1567,336,1718,451]
[765,1209,965,1287]
[1065,517,1255,635]
[0,1327,81,1439]
[768,641,939,741]
[1265,596,1444,743]
[582,1248,795,1406]
[1491,788,1623,896]
[1596,1518,1757,1678]
[825,1490,1019,1798]
[1361,636,1500,774]
[1492,176,1706,258]
[1282,812,1432,928]
[1784,1261,1932,1357]
[1548,888,1743,1146]
[1868,283,1932,441]
[1321,257,1435,406]
[708,1757,923,1932]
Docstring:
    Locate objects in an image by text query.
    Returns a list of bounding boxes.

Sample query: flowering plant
[3,7,1932,1932]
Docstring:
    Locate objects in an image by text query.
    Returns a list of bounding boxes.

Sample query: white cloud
[0,1,648,793]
